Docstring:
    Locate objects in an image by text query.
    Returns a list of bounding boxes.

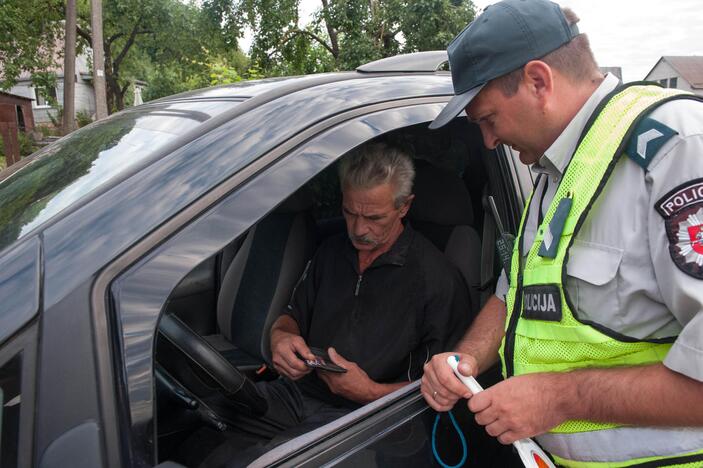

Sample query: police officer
[421,0,703,466]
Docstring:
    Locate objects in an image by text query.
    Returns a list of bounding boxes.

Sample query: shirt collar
[534,73,621,178]
[344,222,415,272]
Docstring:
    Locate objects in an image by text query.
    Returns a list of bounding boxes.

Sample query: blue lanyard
[432,410,468,468]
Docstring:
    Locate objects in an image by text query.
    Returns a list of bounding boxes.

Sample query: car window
[0,323,37,468]
[0,100,240,253]
[106,101,487,466]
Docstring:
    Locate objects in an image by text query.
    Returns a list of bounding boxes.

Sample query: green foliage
[76,111,93,128]
[0,0,64,90]
[207,60,242,86]
[47,105,63,129]
[241,0,476,75]
[0,132,38,169]
[245,62,266,81]
[31,71,60,107]
[37,125,60,138]
[97,0,249,103]
[1,0,474,118]
[18,131,37,157]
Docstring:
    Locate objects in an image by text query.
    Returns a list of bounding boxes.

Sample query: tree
[1,0,248,117]
[91,0,109,120]
[63,0,77,134]
[239,0,476,75]
[74,0,246,111]
[0,0,63,90]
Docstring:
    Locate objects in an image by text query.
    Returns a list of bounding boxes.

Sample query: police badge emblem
[656,178,703,279]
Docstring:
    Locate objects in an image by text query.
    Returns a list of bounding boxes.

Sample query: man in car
[217,143,471,466]
[422,0,703,466]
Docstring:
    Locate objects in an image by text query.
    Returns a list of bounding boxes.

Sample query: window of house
[34,86,57,107]
[669,77,678,88]
[659,79,668,87]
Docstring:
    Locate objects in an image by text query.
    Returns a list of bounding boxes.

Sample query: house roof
[646,56,703,89]
[0,91,34,102]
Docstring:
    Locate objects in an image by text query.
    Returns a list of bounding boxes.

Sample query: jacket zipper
[354,274,362,296]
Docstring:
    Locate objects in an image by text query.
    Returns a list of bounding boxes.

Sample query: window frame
[32,86,56,109]
[92,96,457,466]
[91,94,528,467]
[249,382,429,467]
[0,321,38,468]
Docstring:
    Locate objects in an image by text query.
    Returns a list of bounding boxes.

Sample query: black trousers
[200,378,351,468]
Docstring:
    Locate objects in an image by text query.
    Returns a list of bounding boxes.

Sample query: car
[0,51,534,468]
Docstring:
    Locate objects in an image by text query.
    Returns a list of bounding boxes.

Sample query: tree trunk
[320,0,339,59]
[62,0,77,135]
[91,0,108,119]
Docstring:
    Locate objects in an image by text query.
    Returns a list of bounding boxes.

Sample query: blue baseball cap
[429,0,579,129]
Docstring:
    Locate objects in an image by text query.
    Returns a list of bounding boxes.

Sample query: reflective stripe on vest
[499,84,703,466]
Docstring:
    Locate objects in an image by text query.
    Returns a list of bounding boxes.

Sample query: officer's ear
[522,60,554,102]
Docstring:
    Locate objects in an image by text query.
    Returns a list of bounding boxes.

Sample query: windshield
[0,100,239,252]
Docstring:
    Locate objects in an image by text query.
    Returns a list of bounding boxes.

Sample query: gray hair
[338,143,415,208]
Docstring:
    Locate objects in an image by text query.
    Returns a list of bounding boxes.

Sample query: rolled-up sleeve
[494,270,509,302]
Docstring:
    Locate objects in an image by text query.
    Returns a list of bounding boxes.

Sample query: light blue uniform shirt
[495,74,703,381]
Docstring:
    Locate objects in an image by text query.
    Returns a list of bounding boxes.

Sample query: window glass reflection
[0,100,240,252]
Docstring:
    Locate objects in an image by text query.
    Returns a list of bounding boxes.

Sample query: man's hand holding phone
[298,347,347,373]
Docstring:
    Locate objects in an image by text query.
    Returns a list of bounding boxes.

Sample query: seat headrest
[408,160,474,226]
[275,186,314,213]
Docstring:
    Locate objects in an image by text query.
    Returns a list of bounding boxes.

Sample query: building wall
[9,77,96,125]
[645,61,702,96]
[7,52,96,125]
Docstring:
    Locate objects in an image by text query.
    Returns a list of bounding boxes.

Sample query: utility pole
[62,0,77,135]
[91,0,108,119]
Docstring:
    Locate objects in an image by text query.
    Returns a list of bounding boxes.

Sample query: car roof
[150,50,450,102]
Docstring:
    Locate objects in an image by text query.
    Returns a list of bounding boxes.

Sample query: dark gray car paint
[0,237,40,345]
[0,72,470,467]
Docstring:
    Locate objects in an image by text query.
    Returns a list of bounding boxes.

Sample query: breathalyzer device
[446,355,556,468]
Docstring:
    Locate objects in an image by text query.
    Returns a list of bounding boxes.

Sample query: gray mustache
[349,234,378,246]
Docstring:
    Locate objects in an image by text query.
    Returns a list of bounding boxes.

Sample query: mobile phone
[297,347,347,373]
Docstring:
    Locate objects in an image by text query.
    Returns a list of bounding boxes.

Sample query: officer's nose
[479,125,500,150]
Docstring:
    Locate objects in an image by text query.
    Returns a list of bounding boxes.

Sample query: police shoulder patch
[625,117,678,170]
[655,178,703,279]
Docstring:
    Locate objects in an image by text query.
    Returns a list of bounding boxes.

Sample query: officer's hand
[421,351,475,411]
[469,372,568,444]
[270,331,314,380]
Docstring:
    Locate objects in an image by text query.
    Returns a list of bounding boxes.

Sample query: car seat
[408,160,481,316]
[206,187,317,368]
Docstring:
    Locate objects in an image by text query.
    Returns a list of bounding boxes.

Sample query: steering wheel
[156,313,268,416]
